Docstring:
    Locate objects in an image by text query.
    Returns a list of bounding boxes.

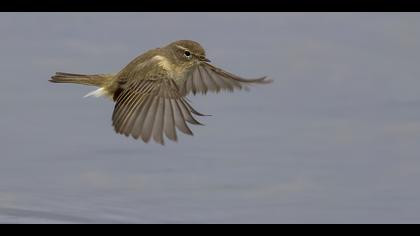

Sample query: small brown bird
[50,40,272,144]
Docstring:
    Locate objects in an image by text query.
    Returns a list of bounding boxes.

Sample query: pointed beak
[200,57,211,62]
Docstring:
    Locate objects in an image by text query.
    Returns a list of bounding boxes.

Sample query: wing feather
[163,97,177,141]
[112,77,202,144]
[180,62,271,95]
[170,98,193,135]
[140,96,159,143]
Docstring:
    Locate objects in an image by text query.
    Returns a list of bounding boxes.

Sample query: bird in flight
[50,40,272,145]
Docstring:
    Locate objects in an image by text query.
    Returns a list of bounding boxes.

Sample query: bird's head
[164,40,211,69]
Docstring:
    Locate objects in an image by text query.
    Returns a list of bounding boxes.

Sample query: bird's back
[106,48,164,98]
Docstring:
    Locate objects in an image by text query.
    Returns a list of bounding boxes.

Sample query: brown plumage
[49,40,272,145]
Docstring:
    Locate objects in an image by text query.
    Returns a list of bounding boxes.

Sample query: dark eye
[184,51,191,57]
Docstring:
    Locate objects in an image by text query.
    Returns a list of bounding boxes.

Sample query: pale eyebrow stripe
[175,45,202,57]
[175,45,188,51]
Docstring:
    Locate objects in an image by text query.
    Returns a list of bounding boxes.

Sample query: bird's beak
[200,57,211,62]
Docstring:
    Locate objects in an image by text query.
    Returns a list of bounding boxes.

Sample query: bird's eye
[184,50,191,58]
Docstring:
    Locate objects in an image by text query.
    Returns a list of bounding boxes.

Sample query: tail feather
[49,72,113,87]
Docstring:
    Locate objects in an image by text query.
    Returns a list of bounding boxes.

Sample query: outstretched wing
[112,77,204,145]
[180,62,272,96]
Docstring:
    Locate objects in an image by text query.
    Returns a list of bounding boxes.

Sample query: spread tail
[49,72,113,87]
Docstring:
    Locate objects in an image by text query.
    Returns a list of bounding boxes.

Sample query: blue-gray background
[0,13,419,223]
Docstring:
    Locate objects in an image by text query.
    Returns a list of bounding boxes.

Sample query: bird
[49,40,272,145]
